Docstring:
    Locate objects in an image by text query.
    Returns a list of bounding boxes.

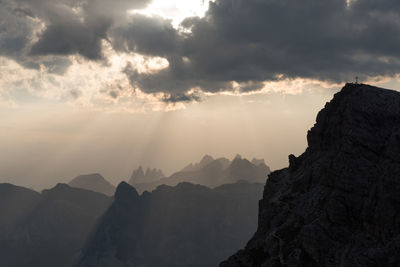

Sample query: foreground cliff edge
[221,83,400,266]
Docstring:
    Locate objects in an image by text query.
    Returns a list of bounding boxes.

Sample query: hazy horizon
[2,0,400,190]
[1,87,335,190]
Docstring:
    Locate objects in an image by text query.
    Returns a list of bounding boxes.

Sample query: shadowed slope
[77,181,264,267]
[0,183,111,267]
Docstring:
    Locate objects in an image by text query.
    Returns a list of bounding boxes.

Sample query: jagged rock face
[221,84,400,267]
[76,181,264,267]
[69,173,116,196]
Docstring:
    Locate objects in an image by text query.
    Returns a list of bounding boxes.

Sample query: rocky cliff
[221,83,400,266]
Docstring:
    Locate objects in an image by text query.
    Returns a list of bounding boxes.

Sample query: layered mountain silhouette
[130,154,270,193]
[129,166,165,184]
[4,82,398,267]
[0,183,40,237]
[69,173,116,196]
[221,84,400,266]
[76,181,264,267]
[0,183,111,267]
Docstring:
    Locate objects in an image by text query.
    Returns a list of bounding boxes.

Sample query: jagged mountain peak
[129,166,165,184]
[221,84,400,266]
[307,83,400,153]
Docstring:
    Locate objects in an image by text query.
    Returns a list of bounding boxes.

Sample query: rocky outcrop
[76,181,264,267]
[69,173,115,196]
[221,83,400,266]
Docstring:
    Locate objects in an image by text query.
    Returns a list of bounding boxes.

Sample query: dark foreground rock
[76,181,264,267]
[221,83,400,266]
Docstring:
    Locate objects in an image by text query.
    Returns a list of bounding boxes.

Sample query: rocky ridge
[221,83,400,266]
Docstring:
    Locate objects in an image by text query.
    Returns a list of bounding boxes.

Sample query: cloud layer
[1,0,400,103]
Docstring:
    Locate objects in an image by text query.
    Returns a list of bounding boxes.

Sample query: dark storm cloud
[0,1,34,58]
[111,14,181,57]
[0,0,151,61]
[30,18,109,60]
[26,0,150,60]
[119,0,400,96]
[2,0,400,101]
[0,0,74,73]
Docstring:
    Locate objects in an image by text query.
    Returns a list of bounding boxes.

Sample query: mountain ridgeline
[3,83,399,267]
[130,154,271,193]
[69,173,116,196]
[222,83,400,266]
[76,181,264,267]
[0,156,268,266]
[0,183,111,267]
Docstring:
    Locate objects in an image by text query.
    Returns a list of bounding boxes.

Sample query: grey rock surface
[221,83,400,266]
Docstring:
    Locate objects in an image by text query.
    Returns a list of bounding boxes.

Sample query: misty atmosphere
[2,0,400,266]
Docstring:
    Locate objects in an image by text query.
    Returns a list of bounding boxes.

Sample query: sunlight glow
[129,0,212,27]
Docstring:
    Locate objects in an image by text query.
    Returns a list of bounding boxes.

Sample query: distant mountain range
[62,154,269,196]
[76,181,264,267]
[69,173,116,196]
[0,183,111,267]
[3,83,400,267]
[0,179,263,267]
[130,154,271,193]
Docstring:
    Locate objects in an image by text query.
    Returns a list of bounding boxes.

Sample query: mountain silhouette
[129,166,165,184]
[69,173,115,196]
[221,84,400,266]
[130,155,270,193]
[76,181,264,267]
[0,183,111,267]
[0,183,40,237]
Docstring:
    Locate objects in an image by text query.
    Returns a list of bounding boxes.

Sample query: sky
[1,0,400,189]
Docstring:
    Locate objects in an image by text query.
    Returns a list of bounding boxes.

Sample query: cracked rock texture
[221,83,400,267]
